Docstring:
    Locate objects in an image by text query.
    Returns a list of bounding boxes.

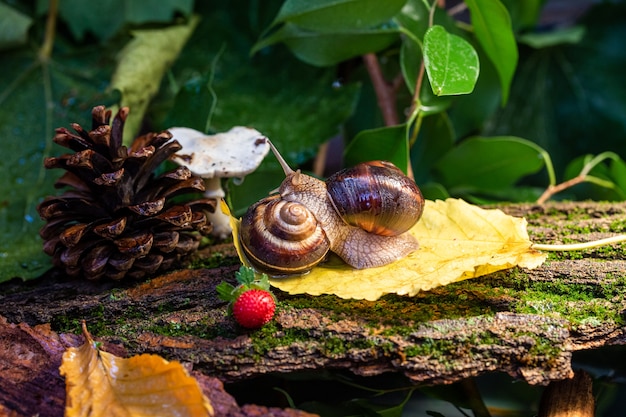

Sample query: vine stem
[362,53,399,126]
[532,235,626,251]
[39,0,58,61]
[536,175,585,204]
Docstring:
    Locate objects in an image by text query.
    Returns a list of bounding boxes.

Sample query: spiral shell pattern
[239,195,330,275]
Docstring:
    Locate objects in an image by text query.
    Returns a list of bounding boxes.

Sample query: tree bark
[2,201,626,415]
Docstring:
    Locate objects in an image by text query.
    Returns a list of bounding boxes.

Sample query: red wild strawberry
[232,289,276,329]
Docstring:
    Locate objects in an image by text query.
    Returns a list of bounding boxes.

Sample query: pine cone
[37,106,216,280]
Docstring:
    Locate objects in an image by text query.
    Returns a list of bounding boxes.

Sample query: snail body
[239,142,424,275]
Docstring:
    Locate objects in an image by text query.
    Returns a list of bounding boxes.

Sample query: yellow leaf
[227,198,546,301]
[60,323,213,417]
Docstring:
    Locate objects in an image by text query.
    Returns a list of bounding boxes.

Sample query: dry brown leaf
[226,198,546,301]
[60,323,213,417]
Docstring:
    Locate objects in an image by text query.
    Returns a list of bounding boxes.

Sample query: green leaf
[236,265,257,286]
[400,38,452,114]
[37,0,194,41]
[563,155,626,201]
[394,0,430,41]
[0,42,117,282]
[423,25,479,96]
[519,26,586,49]
[434,136,546,193]
[164,75,215,133]
[464,0,518,104]
[500,0,543,30]
[610,157,626,195]
[410,113,454,184]
[252,22,399,67]
[111,15,200,142]
[0,3,32,50]
[344,125,409,173]
[216,281,237,302]
[272,0,407,32]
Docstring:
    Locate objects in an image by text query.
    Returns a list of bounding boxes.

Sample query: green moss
[248,322,312,357]
[188,252,240,269]
[403,338,457,359]
[284,280,506,331]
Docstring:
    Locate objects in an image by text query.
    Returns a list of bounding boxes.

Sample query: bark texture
[2,201,626,415]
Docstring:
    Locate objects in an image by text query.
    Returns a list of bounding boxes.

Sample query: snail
[239,141,424,275]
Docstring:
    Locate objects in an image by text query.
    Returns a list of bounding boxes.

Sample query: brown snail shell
[326,161,424,236]
[239,194,330,275]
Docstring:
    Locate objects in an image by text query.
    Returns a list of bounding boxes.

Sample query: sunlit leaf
[227,199,546,301]
[60,323,214,417]
[111,15,200,141]
[423,26,479,96]
[464,0,517,103]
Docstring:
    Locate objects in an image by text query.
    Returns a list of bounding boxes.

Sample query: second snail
[239,140,425,276]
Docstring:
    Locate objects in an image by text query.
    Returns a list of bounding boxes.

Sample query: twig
[362,53,399,126]
[536,175,586,204]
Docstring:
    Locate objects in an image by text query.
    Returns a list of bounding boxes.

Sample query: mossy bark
[2,202,626,393]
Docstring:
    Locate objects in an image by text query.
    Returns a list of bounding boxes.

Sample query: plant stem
[536,175,585,204]
[39,0,58,62]
[362,53,399,126]
[532,235,626,251]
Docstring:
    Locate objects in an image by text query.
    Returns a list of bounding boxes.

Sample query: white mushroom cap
[168,126,270,181]
[167,126,271,238]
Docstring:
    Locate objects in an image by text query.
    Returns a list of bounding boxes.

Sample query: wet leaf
[423,25,480,96]
[227,199,546,301]
[60,323,214,417]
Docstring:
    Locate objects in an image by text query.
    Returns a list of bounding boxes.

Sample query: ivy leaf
[227,199,546,301]
[60,323,214,416]
[464,0,518,103]
[423,25,480,96]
